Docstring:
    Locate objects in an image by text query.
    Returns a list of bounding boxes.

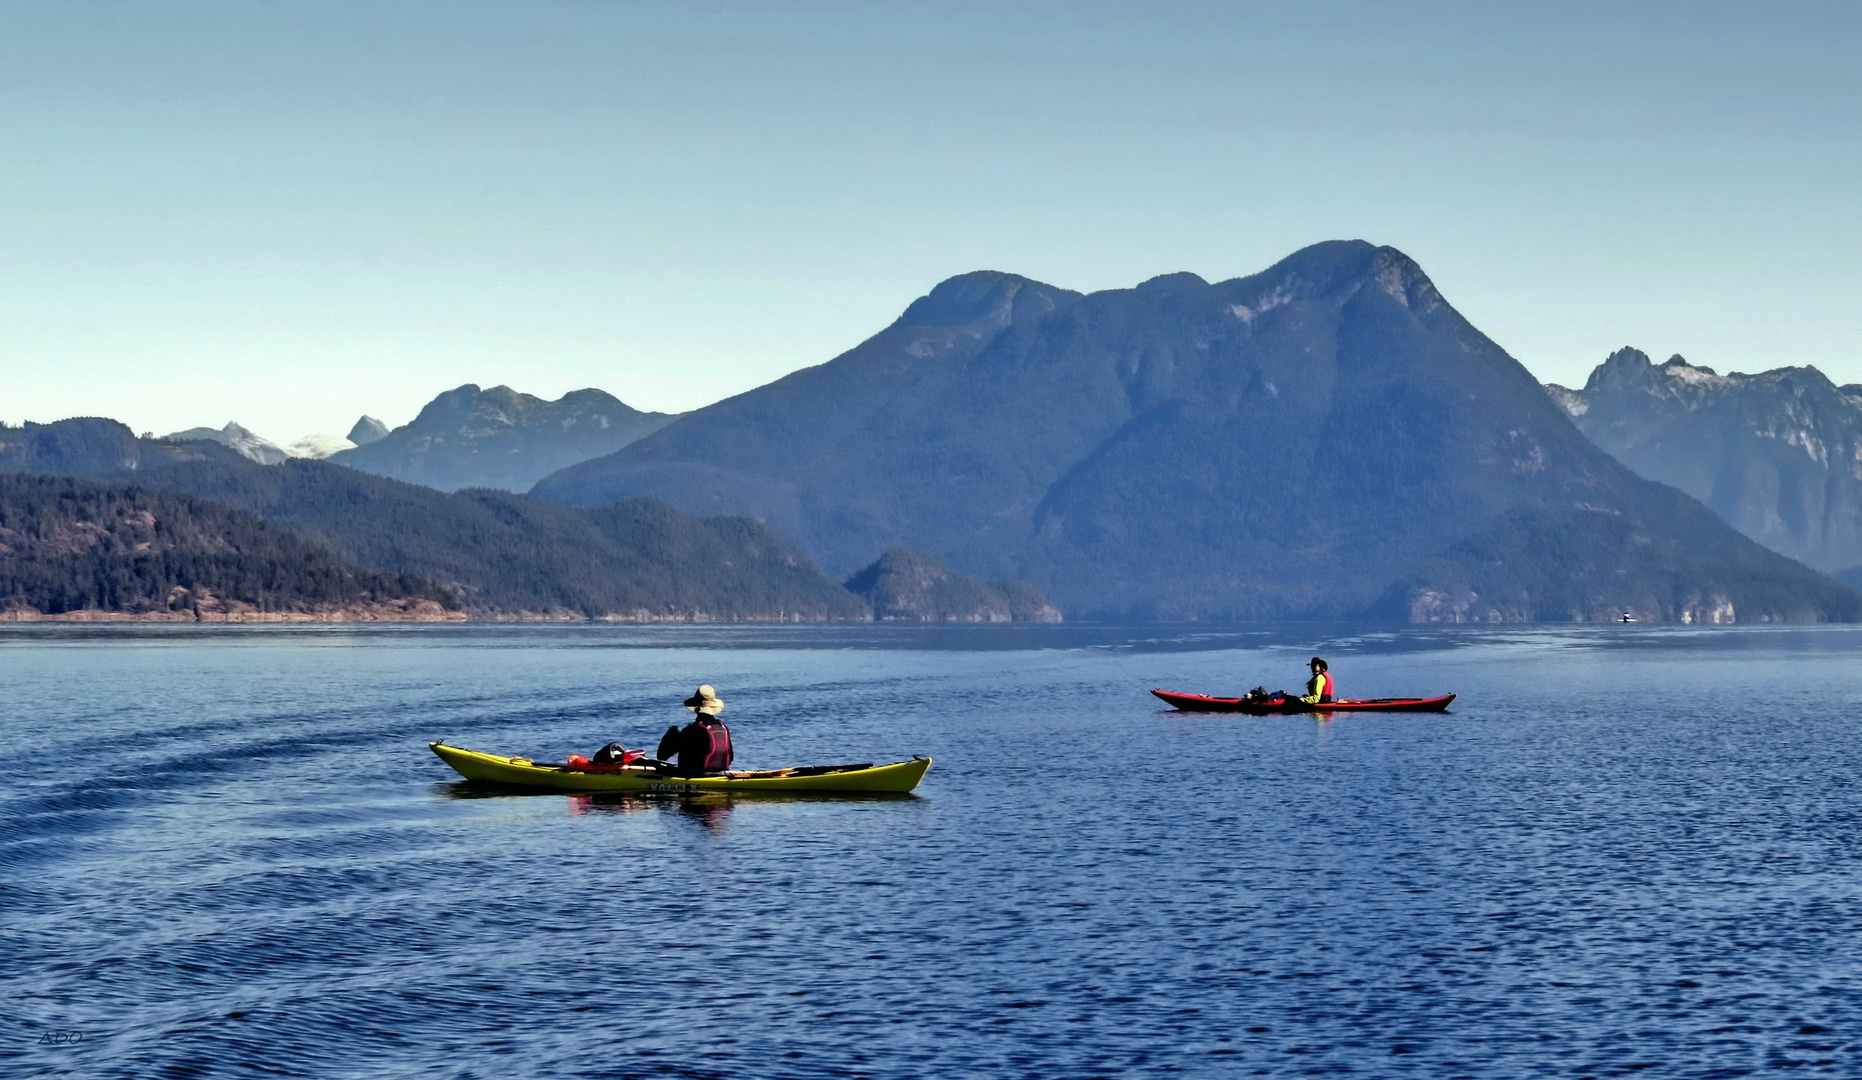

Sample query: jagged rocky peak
[1575,347,1733,400]
[1582,347,1656,393]
[1570,348,1844,408]
[347,416,390,446]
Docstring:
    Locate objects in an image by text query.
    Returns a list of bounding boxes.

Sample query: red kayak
[1151,689,1456,714]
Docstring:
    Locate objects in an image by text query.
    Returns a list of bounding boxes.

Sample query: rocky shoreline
[460,610,875,623]
[0,605,883,624]
[0,598,464,623]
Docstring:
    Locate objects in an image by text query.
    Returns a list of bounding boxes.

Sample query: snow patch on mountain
[286,434,357,460]
[1228,281,1295,327]
[163,422,291,465]
[1659,357,1733,389]
[1544,384,1588,417]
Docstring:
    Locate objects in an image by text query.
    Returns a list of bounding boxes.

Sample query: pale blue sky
[2,1,1857,442]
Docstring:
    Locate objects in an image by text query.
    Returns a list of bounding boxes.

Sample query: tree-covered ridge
[0,418,145,475]
[0,421,868,619]
[845,547,1062,622]
[577,500,871,620]
[0,474,455,617]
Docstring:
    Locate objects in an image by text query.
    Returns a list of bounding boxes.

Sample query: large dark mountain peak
[533,243,1858,622]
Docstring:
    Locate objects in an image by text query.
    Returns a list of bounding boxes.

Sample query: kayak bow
[1151,689,1455,714]
[430,742,930,794]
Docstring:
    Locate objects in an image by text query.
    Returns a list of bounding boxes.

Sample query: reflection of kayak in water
[430,742,930,794]
[1151,690,1456,714]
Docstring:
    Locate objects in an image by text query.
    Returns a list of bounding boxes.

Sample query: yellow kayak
[430,742,931,794]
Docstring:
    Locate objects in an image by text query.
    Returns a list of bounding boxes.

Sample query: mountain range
[9,241,1858,624]
[331,385,677,492]
[1546,349,1862,578]
[532,241,1860,623]
[164,420,366,463]
[156,386,669,492]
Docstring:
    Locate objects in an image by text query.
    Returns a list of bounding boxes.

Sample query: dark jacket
[657,716,733,777]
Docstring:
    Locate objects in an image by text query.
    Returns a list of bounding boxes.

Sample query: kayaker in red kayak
[1297,657,1336,706]
[657,685,735,777]
[1244,656,1336,709]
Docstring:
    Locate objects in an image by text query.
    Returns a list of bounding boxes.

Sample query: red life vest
[1319,672,1335,701]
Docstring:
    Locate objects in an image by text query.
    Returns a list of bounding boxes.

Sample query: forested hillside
[844,547,1062,622]
[0,474,455,619]
[578,500,870,620]
[0,420,865,620]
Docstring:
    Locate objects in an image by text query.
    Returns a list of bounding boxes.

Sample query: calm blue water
[5,623,1862,1079]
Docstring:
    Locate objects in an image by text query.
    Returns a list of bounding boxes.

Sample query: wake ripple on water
[4,623,1862,1078]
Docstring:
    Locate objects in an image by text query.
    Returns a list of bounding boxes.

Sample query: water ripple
[5,624,1862,1077]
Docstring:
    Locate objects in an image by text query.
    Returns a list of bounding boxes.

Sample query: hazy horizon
[4,0,1857,440]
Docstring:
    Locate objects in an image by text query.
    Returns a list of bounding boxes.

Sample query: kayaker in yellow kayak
[657,685,734,777]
